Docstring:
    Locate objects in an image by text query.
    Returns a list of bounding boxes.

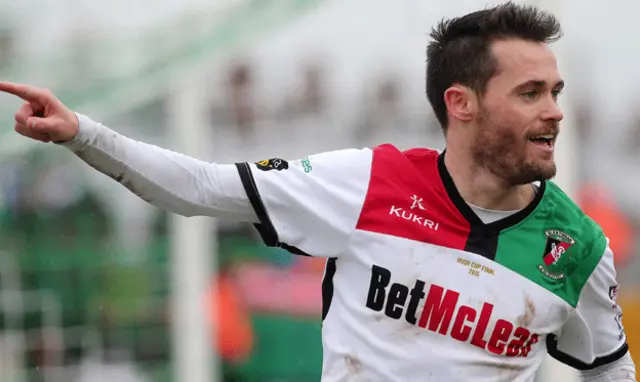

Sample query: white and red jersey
[236,144,629,382]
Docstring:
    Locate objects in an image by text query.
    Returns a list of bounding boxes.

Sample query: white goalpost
[168,76,218,382]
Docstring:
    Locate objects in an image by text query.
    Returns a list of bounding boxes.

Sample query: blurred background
[0,0,638,381]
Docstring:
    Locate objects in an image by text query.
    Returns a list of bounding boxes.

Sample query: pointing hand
[0,81,79,143]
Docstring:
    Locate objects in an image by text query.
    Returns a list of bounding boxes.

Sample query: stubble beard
[471,108,557,187]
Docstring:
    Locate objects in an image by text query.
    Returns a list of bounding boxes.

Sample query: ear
[444,85,476,123]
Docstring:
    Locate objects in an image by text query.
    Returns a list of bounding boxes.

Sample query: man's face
[471,38,564,186]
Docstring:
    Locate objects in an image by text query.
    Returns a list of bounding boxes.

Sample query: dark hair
[426,2,562,130]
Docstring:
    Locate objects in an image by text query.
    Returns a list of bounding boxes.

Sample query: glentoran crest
[538,229,575,280]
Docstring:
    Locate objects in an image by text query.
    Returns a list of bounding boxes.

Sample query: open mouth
[528,134,555,148]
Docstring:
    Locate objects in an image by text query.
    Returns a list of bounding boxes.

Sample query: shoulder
[251,145,440,185]
[544,181,605,246]
[369,144,441,175]
[267,147,374,176]
[372,143,440,161]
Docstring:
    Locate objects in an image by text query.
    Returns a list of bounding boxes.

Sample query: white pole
[532,0,580,381]
[169,77,219,382]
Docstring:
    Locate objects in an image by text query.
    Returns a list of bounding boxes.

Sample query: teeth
[531,134,554,140]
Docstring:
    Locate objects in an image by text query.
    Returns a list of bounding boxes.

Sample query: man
[0,3,636,381]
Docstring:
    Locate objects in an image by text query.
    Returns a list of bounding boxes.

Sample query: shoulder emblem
[538,229,575,280]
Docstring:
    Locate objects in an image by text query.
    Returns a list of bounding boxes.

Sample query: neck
[443,149,536,211]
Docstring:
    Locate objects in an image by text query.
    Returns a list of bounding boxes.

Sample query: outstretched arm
[1,81,373,259]
[62,114,258,220]
[0,81,257,221]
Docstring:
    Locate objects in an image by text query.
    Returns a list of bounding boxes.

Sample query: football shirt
[236,144,628,382]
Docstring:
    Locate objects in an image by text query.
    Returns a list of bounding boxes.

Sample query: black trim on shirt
[437,151,546,260]
[235,162,278,246]
[546,335,630,370]
[464,225,500,262]
[322,258,338,321]
[235,162,311,256]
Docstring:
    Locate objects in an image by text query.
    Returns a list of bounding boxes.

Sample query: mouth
[528,134,556,151]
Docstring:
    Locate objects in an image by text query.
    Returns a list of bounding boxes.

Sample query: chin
[535,172,556,182]
[530,166,557,183]
[508,161,556,185]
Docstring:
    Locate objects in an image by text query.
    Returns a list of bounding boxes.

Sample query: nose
[543,97,564,122]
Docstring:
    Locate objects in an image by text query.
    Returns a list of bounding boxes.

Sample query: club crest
[538,230,575,280]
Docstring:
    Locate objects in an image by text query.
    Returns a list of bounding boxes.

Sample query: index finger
[0,81,49,104]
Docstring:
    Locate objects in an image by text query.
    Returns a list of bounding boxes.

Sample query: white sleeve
[580,352,636,382]
[235,148,372,258]
[547,238,630,370]
[58,113,257,221]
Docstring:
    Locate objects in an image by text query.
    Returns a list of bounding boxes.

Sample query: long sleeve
[58,113,258,221]
[547,236,633,377]
[580,352,636,381]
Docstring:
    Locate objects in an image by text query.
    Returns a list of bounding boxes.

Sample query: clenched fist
[0,81,79,143]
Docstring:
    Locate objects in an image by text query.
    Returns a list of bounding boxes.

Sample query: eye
[551,89,562,100]
[521,90,539,100]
